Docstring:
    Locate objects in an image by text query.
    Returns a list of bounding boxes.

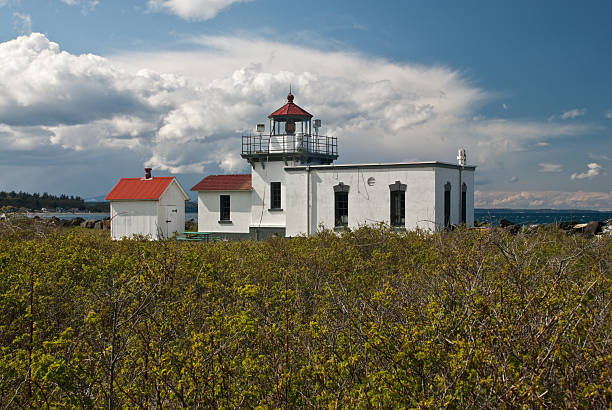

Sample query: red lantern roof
[190,174,252,191]
[268,93,313,119]
[106,177,176,200]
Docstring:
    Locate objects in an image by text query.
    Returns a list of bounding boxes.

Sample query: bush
[0,222,610,407]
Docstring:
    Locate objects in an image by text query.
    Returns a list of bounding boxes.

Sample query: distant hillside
[0,191,109,212]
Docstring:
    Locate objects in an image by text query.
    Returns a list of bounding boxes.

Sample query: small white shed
[105,168,189,240]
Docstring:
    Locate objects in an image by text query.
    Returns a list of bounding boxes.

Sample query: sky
[0,0,611,209]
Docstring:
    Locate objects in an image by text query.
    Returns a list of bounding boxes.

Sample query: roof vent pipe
[457,148,466,167]
[145,167,152,180]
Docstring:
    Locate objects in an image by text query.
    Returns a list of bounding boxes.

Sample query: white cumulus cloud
[147,0,252,21]
[571,163,602,180]
[538,162,562,173]
[0,33,600,180]
[559,108,586,120]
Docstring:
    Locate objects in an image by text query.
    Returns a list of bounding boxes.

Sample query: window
[389,181,406,227]
[444,182,451,227]
[461,183,467,224]
[220,195,230,221]
[270,182,281,209]
[334,183,349,227]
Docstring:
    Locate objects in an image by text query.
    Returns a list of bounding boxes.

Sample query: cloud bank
[475,190,612,211]
[0,33,606,207]
[147,0,251,20]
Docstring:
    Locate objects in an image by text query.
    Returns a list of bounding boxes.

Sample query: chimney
[144,167,152,180]
[457,148,466,167]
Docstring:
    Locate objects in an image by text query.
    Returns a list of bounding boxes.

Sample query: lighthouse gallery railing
[241,134,337,158]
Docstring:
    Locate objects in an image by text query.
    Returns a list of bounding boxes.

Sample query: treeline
[0,222,610,407]
[0,191,109,212]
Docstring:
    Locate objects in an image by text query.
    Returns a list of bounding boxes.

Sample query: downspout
[458,166,462,225]
[306,166,311,236]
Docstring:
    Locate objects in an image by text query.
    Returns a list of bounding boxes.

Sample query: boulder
[48,216,61,225]
[498,219,515,228]
[85,219,96,229]
[602,223,612,236]
[80,221,88,228]
[93,221,103,230]
[583,221,603,237]
[505,224,521,235]
[69,217,85,226]
[559,221,580,230]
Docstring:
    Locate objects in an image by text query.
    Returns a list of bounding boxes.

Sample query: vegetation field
[0,220,610,408]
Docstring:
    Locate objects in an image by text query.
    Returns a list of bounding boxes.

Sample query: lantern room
[268,92,313,136]
[241,92,338,165]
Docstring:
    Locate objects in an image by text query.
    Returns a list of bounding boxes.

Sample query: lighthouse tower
[238,92,338,237]
[241,92,338,166]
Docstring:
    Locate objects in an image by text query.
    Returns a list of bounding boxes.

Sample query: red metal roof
[268,93,313,118]
[190,174,252,191]
[105,177,175,200]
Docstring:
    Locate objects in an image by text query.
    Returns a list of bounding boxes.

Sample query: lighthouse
[191,91,476,239]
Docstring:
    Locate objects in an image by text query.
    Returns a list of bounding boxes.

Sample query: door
[163,206,178,238]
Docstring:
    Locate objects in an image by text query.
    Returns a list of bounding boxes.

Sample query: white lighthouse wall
[434,167,475,228]
[197,190,251,233]
[158,180,187,239]
[250,161,290,229]
[110,200,159,240]
[462,169,475,227]
[285,166,438,236]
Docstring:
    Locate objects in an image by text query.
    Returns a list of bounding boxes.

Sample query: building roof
[106,177,183,200]
[284,161,477,171]
[268,93,313,119]
[191,174,252,191]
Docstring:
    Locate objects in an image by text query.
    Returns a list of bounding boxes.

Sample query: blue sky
[0,0,611,209]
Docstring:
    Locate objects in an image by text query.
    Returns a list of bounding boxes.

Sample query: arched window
[389,181,406,227]
[444,182,451,227]
[461,183,467,224]
[334,183,349,227]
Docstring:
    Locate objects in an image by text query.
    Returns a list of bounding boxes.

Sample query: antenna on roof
[289,83,292,94]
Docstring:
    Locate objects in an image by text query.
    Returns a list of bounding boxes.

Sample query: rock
[94,221,103,230]
[80,221,88,228]
[85,220,96,229]
[498,219,515,228]
[103,219,111,230]
[559,221,580,230]
[505,224,521,235]
[583,221,603,237]
[70,217,85,226]
[48,216,61,225]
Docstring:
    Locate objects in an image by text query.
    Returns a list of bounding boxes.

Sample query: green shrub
[0,221,610,407]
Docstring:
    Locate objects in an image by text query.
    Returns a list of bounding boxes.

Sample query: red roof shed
[106,177,178,200]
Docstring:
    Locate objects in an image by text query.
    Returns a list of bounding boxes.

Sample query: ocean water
[475,209,612,226]
[26,210,611,226]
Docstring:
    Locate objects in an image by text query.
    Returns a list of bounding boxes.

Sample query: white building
[192,93,476,239]
[106,168,189,240]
